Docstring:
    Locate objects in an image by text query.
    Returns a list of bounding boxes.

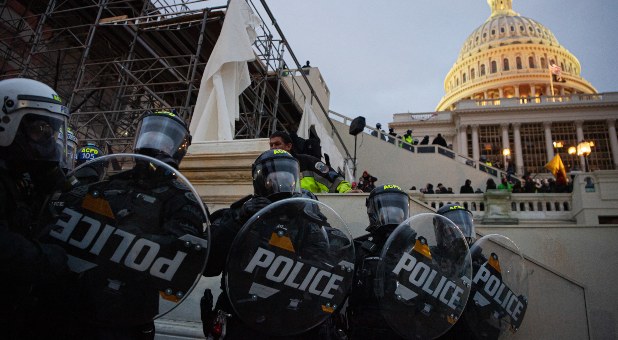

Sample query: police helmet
[252,149,301,198]
[366,184,409,233]
[76,142,104,166]
[57,127,78,171]
[437,203,475,243]
[133,110,191,169]
[0,78,69,164]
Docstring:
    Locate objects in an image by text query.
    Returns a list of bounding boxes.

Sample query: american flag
[550,64,565,82]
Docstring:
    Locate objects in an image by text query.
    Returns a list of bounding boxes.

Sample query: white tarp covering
[297,99,353,181]
[189,0,261,141]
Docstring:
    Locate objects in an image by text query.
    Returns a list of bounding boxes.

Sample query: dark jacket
[0,163,70,339]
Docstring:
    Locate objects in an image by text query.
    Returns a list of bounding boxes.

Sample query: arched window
[456,78,459,86]
[491,61,497,73]
[540,57,547,69]
[503,58,510,71]
[480,64,486,76]
[463,73,467,83]
[516,56,522,69]
[528,56,535,68]
[560,62,565,70]
[471,68,476,80]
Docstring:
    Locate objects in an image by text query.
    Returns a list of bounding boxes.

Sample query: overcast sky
[208,0,618,127]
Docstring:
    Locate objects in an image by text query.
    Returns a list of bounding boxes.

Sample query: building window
[540,57,547,69]
[480,64,486,76]
[529,56,535,68]
[483,32,487,38]
[479,125,503,167]
[500,27,505,33]
[551,122,578,171]
[521,123,547,174]
[560,62,565,71]
[583,121,614,171]
[520,26,524,31]
[511,26,514,32]
[471,68,476,80]
[503,58,510,71]
[491,61,497,73]
[516,57,522,69]
[492,29,496,35]
[463,73,467,83]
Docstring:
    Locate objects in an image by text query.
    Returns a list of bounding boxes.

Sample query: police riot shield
[44,154,210,326]
[225,197,355,336]
[377,213,472,339]
[464,234,528,339]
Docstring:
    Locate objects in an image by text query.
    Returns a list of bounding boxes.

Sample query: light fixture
[553,141,563,149]
[568,146,576,155]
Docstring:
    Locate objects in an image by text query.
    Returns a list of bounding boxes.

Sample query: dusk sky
[208,0,618,127]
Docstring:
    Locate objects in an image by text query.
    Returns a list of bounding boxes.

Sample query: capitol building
[389,0,618,176]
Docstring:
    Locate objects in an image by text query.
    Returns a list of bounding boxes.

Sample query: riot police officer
[435,203,481,340]
[346,184,410,339]
[203,149,345,339]
[437,203,475,245]
[0,77,72,339]
[50,110,205,339]
[73,142,105,184]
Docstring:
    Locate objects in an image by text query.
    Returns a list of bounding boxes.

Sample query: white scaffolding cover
[189,0,261,141]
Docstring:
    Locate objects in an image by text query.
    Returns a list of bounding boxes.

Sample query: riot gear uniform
[203,150,348,339]
[0,78,72,339]
[46,112,206,339]
[346,184,410,339]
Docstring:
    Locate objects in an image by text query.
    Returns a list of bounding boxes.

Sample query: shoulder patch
[314,162,329,174]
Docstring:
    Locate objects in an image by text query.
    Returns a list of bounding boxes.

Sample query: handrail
[329,110,522,184]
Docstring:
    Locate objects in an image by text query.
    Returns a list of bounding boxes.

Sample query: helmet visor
[253,158,300,197]
[369,192,409,226]
[134,115,190,162]
[441,209,474,240]
[19,113,67,163]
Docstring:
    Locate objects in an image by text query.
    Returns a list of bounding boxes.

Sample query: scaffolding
[0,0,348,158]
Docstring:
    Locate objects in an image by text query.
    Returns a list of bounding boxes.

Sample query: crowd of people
[371,123,451,149]
[410,174,573,195]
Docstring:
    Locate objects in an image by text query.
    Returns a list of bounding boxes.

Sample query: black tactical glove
[236,196,271,222]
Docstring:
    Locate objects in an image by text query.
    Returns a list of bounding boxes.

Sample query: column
[459,125,468,156]
[483,91,488,100]
[544,122,554,162]
[501,123,510,171]
[498,88,504,98]
[608,119,618,169]
[576,120,585,171]
[514,85,520,97]
[472,124,480,161]
[530,84,536,97]
[545,85,551,97]
[513,123,524,175]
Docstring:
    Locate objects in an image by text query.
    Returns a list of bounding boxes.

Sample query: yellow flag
[545,154,567,180]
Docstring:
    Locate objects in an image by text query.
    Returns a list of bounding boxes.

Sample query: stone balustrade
[409,190,574,224]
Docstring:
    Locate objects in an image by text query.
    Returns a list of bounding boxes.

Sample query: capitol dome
[436,0,596,111]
